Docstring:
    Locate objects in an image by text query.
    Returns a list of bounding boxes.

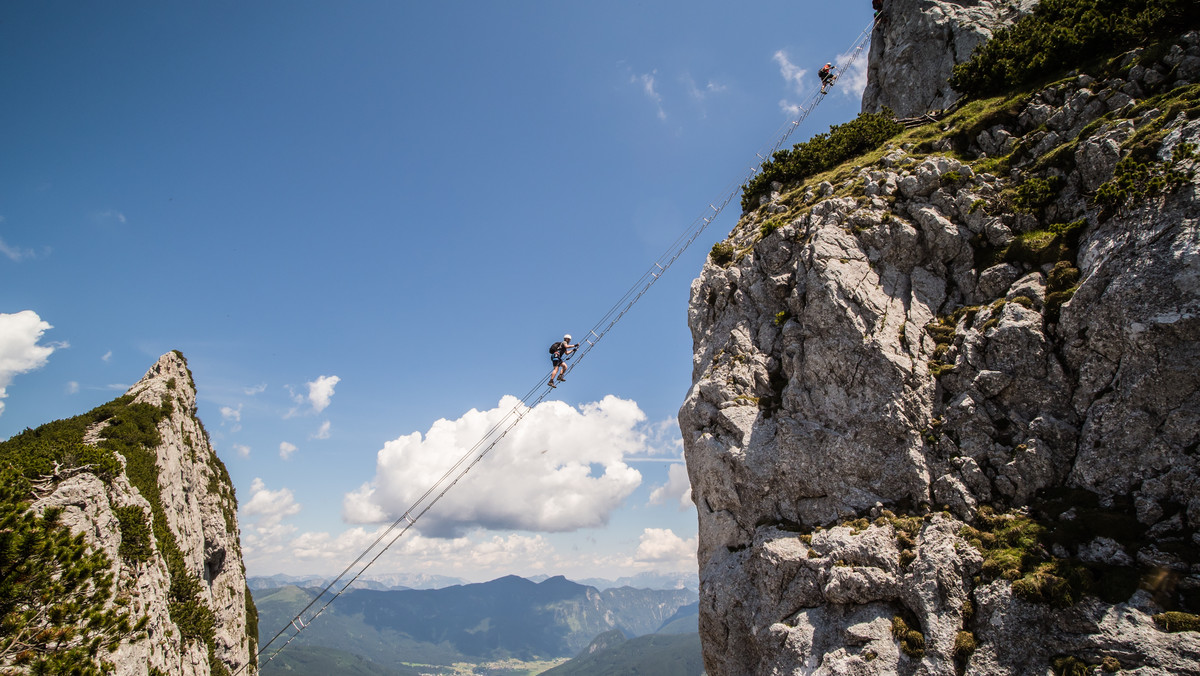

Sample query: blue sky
[1,1,875,585]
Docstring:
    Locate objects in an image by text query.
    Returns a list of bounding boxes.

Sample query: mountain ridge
[254,574,697,670]
[0,351,255,675]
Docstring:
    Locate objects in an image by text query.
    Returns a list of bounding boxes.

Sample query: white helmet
[564,334,572,341]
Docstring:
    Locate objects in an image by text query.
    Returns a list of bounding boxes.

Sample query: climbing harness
[239,13,881,676]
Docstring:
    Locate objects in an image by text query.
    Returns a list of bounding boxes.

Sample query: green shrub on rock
[950,0,1200,100]
[742,111,904,212]
[0,469,147,674]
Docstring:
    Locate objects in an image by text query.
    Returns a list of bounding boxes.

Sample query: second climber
[548,334,579,387]
[819,62,837,93]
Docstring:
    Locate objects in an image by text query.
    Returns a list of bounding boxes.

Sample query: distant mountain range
[248,570,698,592]
[254,574,698,675]
[248,571,469,591]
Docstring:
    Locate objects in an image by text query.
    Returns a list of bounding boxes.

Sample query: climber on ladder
[548,334,579,388]
[819,62,837,93]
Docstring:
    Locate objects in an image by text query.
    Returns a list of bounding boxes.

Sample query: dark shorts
[551,355,563,366]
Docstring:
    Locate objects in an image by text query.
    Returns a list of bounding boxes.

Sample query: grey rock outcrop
[862,0,1039,118]
[32,352,255,676]
[682,32,1200,676]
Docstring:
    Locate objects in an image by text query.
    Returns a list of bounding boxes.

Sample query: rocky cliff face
[32,352,254,675]
[862,0,1039,118]
[681,21,1200,676]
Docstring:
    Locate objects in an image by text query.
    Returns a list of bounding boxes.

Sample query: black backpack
[549,341,563,355]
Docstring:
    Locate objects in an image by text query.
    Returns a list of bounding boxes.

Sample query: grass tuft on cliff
[741,110,904,212]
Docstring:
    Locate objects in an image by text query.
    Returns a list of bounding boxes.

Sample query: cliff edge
[681,8,1200,675]
[862,0,1038,118]
[1,352,255,675]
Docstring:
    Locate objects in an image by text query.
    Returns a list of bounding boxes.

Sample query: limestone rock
[862,0,1039,118]
[683,32,1200,676]
[31,352,254,676]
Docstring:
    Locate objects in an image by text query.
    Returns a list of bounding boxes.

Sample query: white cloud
[642,418,683,457]
[66,381,79,395]
[242,478,301,527]
[773,50,808,94]
[233,444,251,458]
[279,441,298,460]
[273,527,558,585]
[312,420,332,440]
[648,462,693,510]
[101,350,112,362]
[632,71,667,121]
[307,375,339,412]
[0,311,61,416]
[343,395,648,537]
[774,49,817,116]
[220,404,242,433]
[287,374,340,417]
[0,236,34,262]
[835,49,870,102]
[634,528,697,570]
[242,522,298,559]
[240,479,302,564]
[244,383,267,396]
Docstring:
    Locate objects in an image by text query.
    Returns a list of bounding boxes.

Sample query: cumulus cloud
[639,418,683,457]
[287,374,340,417]
[835,49,870,101]
[307,375,339,412]
[279,441,298,460]
[233,444,251,458]
[241,521,297,560]
[343,395,649,537]
[648,462,693,510]
[242,478,301,527]
[0,311,63,416]
[66,381,79,395]
[634,528,697,569]
[240,518,699,581]
[288,528,554,575]
[238,479,302,562]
